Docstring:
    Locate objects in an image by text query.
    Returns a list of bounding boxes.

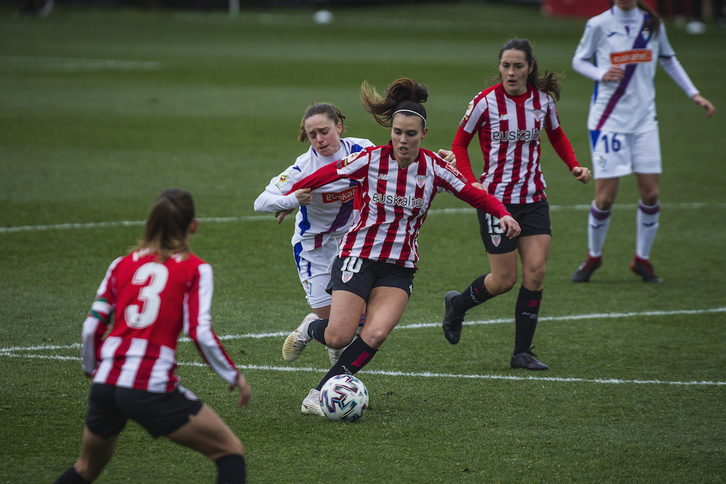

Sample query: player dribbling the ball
[281,77,520,416]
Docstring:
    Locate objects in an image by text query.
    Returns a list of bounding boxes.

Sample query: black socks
[316,336,377,391]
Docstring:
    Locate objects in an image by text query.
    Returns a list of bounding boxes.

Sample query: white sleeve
[253,164,303,213]
[659,56,699,98]
[572,56,607,82]
[253,187,300,212]
[572,20,608,82]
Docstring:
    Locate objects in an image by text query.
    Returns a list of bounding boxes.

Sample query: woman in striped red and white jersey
[280,78,520,416]
[56,189,250,484]
[441,39,592,371]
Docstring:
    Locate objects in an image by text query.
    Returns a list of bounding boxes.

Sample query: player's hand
[294,188,313,206]
[472,181,487,192]
[692,94,715,118]
[231,374,251,408]
[437,149,456,167]
[275,209,294,224]
[602,66,624,82]
[500,215,521,239]
[573,166,592,184]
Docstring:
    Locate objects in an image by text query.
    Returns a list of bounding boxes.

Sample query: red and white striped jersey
[82,249,238,393]
[454,83,577,205]
[289,142,511,268]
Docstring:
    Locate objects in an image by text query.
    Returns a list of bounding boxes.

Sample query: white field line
[2,307,725,387]
[1,202,723,234]
[0,56,161,72]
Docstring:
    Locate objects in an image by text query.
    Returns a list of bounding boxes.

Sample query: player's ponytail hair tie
[361,77,429,128]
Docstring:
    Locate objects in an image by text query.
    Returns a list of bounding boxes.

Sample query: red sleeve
[546,125,579,171]
[287,160,342,195]
[456,183,512,220]
[452,126,478,184]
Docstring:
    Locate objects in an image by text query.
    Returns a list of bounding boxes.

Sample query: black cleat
[630,256,662,283]
[572,256,602,282]
[442,290,464,344]
[511,348,549,370]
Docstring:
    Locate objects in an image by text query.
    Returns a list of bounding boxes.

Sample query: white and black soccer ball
[319,374,368,422]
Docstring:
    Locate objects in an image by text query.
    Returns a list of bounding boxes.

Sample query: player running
[440,38,591,370]
[254,103,374,364]
[280,77,520,416]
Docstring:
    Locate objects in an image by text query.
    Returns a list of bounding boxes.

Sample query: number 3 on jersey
[125,263,168,329]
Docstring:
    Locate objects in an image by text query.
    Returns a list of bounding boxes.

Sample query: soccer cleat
[328,347,343,366]
[510,348,549,370]
[572,255,602,282]
[630,256,662,283]
[442,290,465,344]
[282,313,318,362]
[301,388,324,416]
[328,325,362,365]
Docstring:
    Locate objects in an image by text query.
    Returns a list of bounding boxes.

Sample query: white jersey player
[254,103,374,321]
[571,0,715,283]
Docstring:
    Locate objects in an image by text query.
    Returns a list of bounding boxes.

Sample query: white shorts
[294,238,340,310]
[589,129,662,179]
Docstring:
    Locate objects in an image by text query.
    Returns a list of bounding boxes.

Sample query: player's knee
[490,273,517,294]
[326,331,354,350]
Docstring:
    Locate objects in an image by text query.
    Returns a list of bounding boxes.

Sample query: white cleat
[328,347,343,365]
[282,313,318,362]
[328,326,363,365]
[301,388,324,416]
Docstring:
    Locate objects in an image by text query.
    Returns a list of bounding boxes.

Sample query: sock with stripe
[315,336,377,391]
[513,286,543,355]
[636,200,660,259]
[453,274,494,314]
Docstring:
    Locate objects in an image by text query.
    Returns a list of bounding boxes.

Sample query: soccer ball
[313,9,333,25]
[319,374,368,422]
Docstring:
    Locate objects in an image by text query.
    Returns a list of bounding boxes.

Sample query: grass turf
[1,2,725,482]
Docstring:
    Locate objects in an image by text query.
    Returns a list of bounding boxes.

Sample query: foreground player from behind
[441,38,591,370]
[55,189,250,484]
[281,77,520,415]
[570,0,715,283]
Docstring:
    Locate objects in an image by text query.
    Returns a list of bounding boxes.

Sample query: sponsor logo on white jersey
[322,187,356,204]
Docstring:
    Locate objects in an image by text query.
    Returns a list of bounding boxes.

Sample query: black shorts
[477,199,552,254]
[327,256,416,300]
[85,383,204,439]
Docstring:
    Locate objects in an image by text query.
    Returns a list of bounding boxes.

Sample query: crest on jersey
[491,234,501,247]
[342,271,354,283]
[533,109,544,122]
[463,100,474,121]
[641,28,651,43]
[341,151,363,167]
[416,175,426,188]
[274,174,289,190]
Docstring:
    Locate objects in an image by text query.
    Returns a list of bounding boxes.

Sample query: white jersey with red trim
[290,143,511,269]
[574,7,676,133]
[254,137,374,251]
[459,83,561,204]
[81,250,238,393]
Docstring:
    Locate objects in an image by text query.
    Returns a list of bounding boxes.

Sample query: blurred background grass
[1,1,725,482]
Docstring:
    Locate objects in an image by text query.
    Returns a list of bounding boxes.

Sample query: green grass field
[1,2,725,482]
